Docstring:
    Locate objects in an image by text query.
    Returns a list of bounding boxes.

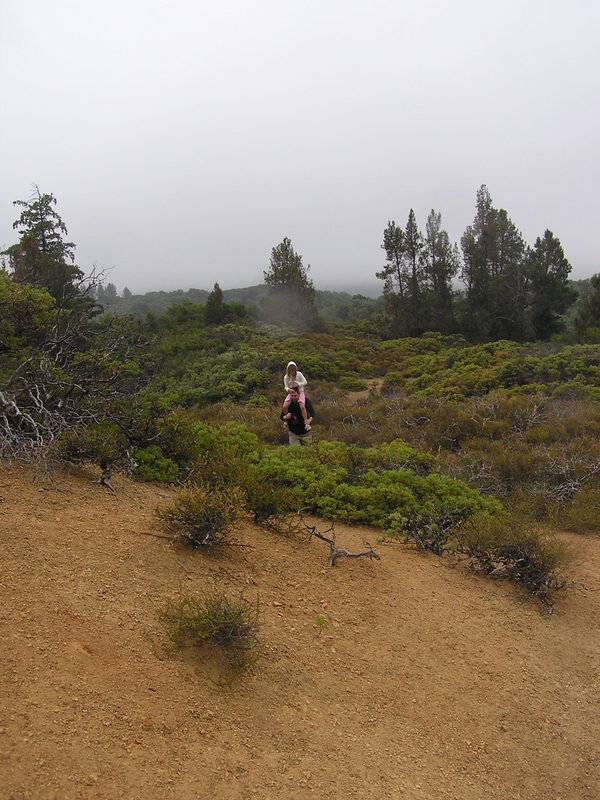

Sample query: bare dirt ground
[1,463,599,800]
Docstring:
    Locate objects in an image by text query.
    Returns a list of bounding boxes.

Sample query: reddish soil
[1,463,599,800]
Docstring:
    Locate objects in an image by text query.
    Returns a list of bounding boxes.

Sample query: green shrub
[156,483,243,546]
[247,392,269,408]
[365,439,435,476]
[152,411,205,475]
[134,444,179,483]
[60,421,128,469]
[243,465,302,529]
[160,591,261,685]
[192,422,261,487]
[253,440,500,529]
[338,376,368,392]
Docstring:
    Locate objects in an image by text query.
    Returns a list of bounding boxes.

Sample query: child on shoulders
[282,361,310,431]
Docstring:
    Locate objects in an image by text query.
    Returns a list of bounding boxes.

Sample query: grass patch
[160,591,261,687]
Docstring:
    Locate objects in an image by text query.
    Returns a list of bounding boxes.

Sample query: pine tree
[263,237,316,326]
[376,220,408,335]
[403,209,425,335]
[572,274,600,342]
[527,230,575,339]
[2,186,93,315]
[490,209,526,340]
[376,212,426,336]
[205,282,226,324]
[460,185,496,339]
[423,209,459,333]
[460,186,526,340]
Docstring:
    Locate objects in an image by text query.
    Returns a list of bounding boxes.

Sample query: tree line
[257,185,596,342]
[2,184,599,343]
[376,185,578,342]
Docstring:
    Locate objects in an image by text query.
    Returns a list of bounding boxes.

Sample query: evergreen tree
[527,230,575,339]
[572,274,600,342]
[377,186,576,343]
[460,185,496,340]
[2,187,94,315]
[423,209,459,333]
[460,186,527,340]
[103,283,118,306]
[403,209,426,335]
[376,220,408,335]
[205,282,226,324]
[376,212,426,336]
[489,209,527,340]
[263,237,316,326]
[11,187,76,264]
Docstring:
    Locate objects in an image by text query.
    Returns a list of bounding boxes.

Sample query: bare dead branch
[298,508,380,567]
[93,467,115,492]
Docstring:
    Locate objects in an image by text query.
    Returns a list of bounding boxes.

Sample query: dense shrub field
[4,272,597,608]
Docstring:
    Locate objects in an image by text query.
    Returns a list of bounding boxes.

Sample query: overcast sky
[1,0,598,295]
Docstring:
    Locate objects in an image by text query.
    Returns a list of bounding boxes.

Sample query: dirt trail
[1,464,599,800]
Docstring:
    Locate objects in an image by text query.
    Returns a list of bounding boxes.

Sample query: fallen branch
[176,559,193,578]
[93,466,115,492]
[298,508,380,567]
[135,530,173,541]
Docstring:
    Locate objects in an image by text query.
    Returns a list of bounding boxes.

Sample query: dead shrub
[457,515,572,612]
[559,486,600,533]
[539,439,600,503]
[387,509,462,555]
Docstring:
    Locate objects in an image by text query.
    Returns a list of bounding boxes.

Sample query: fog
[1,0,598,295]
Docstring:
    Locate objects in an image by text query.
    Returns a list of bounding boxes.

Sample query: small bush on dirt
[242,467,302,534]
[314,613,327,633]
[156,483,243,547]
[456,515,572,612]
[160,592,261,685]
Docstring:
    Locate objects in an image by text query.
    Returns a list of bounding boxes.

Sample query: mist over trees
[377,185,576,342]
[262,237,316,327]
[1,183,594,344]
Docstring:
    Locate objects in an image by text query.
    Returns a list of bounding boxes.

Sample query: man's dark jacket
[280,397,315,436]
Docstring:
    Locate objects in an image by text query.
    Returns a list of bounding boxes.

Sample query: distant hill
[98,284,383,322]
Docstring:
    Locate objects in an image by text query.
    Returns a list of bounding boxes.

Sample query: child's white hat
[287,361,297,368]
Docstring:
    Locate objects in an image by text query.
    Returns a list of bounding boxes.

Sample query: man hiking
[280,384,315,446]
